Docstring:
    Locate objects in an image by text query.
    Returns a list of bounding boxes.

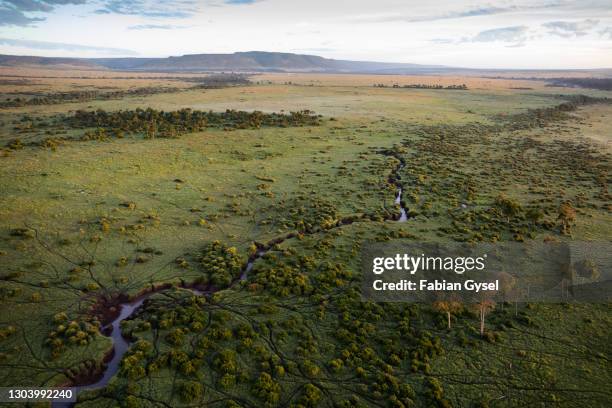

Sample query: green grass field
[0,74,610,407]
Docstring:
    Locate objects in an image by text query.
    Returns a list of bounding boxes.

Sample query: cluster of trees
[198,240,244,287]
[261,196,339,233]
[63,107,320,138]
[373,83,468,90]
[548,77,612,91]
[213,348,251,389]
[312,261,353,291]
[503,94,610,131]
[120,339,153,379]
[0,74,253,109]
[253,372,281,406]
[252,262,313,296]
[0,87,180,108]
[45,312,99,358]
[441,194,551,242]
[189,73,252,89]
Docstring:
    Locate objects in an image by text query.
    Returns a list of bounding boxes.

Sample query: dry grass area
[0,75,194,94]
[0,65,213,78]
[254,72,548,90]
[573,104,612,152]
[0,65,217,93]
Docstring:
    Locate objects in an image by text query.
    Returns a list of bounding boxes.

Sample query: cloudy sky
[0,0,611,68]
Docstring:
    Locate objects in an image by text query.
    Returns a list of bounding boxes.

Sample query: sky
[0,0,611,69]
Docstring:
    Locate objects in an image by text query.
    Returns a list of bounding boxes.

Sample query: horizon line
[0,50,611,72]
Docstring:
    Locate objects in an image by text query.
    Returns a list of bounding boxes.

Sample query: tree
[474,299,495,337]
[526,207,544,226]
[557,202,576,235]
[299,383,322,407]
[178,380,203,402]
[253,372,281,406]
[432,296,462,329]
[495,194,522,223]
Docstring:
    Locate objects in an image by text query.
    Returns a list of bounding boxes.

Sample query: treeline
[185,73,252,88]
[547,77,612,91]
[0,74,253,108]
[501,94,610,130]
[0,86,180,108]
[374,83,468,90]
[64,108,320,137]
[4,108,321,149]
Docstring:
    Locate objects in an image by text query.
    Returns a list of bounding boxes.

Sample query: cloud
[95,0,197,18]
[0,0,262,27]
[543,19,599,37]
[350,2,563,24]
[0,37,138,55]
[0,0,85,26]
[0,6,44,25]
[224,0,259,4]
[4,0,85,11]
[127,23,189,30]
[430,38,455,45]
[291,47,336,53]
[432,26,530,47]
[600,27,612,39]
[470,26,529,43]
[4,0,52,12]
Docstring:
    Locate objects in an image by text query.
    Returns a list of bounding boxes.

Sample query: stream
[51,296,149,407]
[395,188,408,222]
[394,163,409,222]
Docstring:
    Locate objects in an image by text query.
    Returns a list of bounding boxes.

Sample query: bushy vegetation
[189,73,252,88]
[548,77,612,91]
[0,75,252,108]
[45,313,100,359]
[0,86,181,108]
[68,107,319,133]
[197,240,244,287]
[69,107,318,135]
[374,83,468,90]
[1,107,322,150]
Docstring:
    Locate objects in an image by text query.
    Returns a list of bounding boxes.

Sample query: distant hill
[89,51,447,73]
[0,54,96,68]
[0,51,449,74]
[1,51,610,76]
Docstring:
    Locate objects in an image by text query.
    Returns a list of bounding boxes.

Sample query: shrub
[178,380,203,403]
[253,372,281,406]
[198,241,244,287]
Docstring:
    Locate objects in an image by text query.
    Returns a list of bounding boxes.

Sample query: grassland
[0,70,610,407]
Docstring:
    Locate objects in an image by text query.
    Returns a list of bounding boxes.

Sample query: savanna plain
[0,69,610,407]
